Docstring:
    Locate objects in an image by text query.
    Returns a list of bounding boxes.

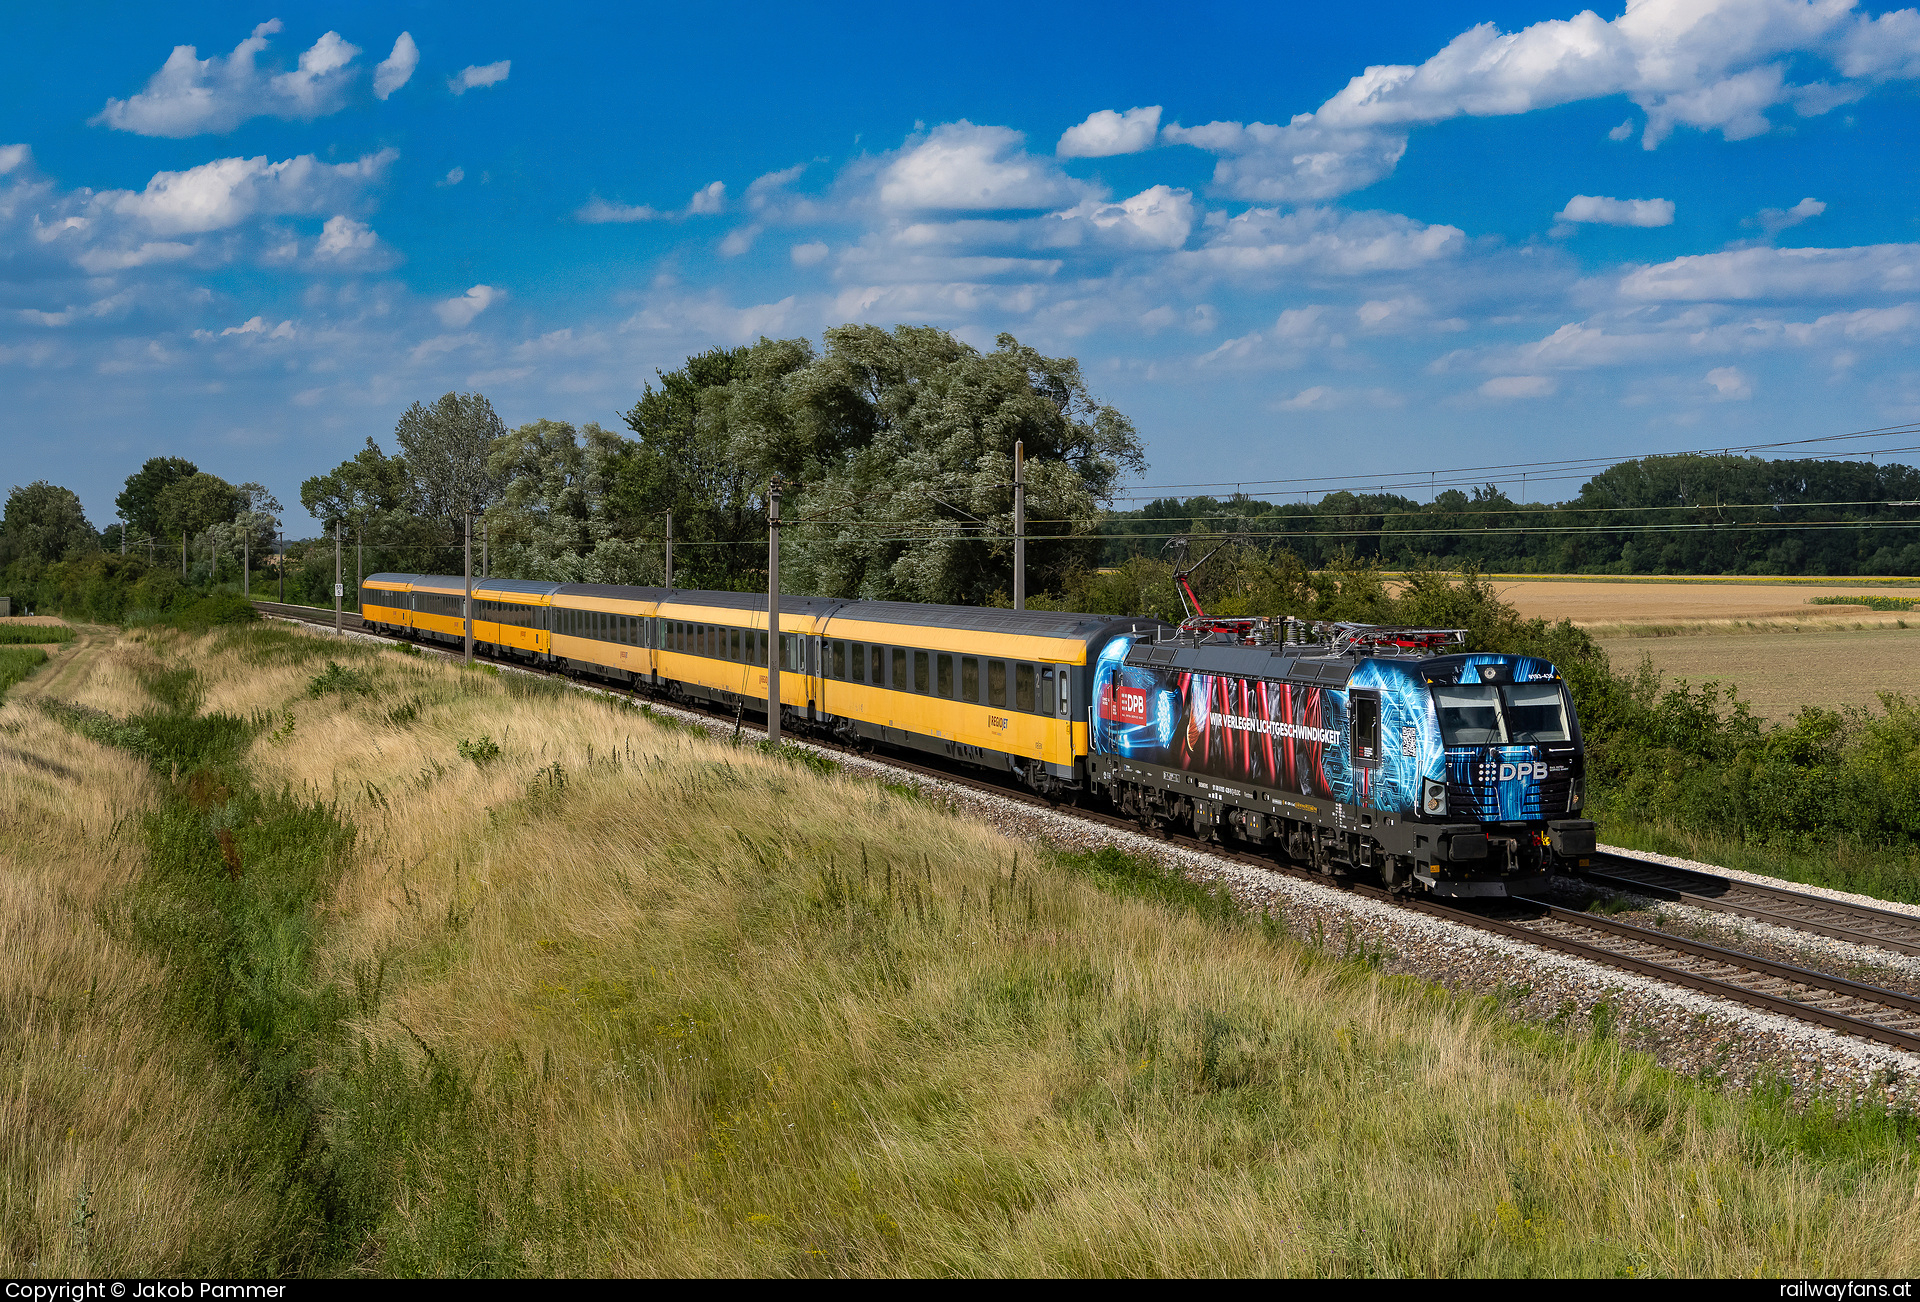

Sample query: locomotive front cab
[1414,655,1595,894]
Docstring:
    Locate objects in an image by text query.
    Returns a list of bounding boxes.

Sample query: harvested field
[1597,626,1920,722]
[1490,579,1920,635]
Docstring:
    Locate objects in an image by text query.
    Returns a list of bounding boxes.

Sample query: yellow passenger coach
[359,574,1159,793]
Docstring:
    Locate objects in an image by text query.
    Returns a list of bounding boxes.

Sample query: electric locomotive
[1087,617,1595,896]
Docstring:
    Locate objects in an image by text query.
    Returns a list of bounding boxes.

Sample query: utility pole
[277,531,283,602]
[243,526,250,599]
[356,528,363,611]
[1013,439,1026,612]
[333,522,343,633]
[463,510,474,666]
[767,478,781,748]
[664,509,673,588]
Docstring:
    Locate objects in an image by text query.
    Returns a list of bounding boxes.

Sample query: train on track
[359,571,1596,897]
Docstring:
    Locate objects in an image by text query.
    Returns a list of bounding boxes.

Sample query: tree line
[1100,453,1920,577]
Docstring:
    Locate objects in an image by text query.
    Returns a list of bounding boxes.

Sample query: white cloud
[218,316,294,340]
[373,33,418,99]
[0,144,28,175]
[439,167,465,187]
[1056,106,1162,157]
[74,242,194,274]
[17,291,132,327]
[1466,301,1920,378]
[410,332,478,363]
[1480,375,1557,399]
[575,181,728,224]
[1839,5,1920,78]
[92,149,397,237]
[746,165,806,204]
[1705,365,1753,399]
[1750,196,1826,234]
[449,61,511,95]
[790,241,829,266]
[1608,117,1635,140]
[1557,194,1675,227]
[576,198,661,223]
[1187,206,1465,275]
[1619,243,1920,301]
[435,285,503,327]
[1053,185,1194,249]
[719,224,761,257]
[879,122,1086,211]
[95,21,369,136]
[1279,385,1338,410]
[1161,1,1919,203]
[314,215,380,261]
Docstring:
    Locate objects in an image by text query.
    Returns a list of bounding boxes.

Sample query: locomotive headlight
[1422,778,1446,816]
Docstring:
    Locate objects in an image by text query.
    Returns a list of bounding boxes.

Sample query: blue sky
[5,0,1919,533]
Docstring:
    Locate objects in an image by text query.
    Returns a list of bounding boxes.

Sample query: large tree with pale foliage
[612,327,1144,600]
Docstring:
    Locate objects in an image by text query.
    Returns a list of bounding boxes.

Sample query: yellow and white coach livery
[362,573,1161,794]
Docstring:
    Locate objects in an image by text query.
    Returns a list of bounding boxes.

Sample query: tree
[232,482,282,552]
[156,473,240,543]
[115,457,199,543]
[485,420,655,581]
[2,481,97,564]
[615,343,806,589]
[300,437,411,529]
[394,392,507,527]
[774,327,1146,603]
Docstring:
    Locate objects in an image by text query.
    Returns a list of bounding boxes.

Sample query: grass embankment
[0,628,296,1274]
[9,622,1920,1275]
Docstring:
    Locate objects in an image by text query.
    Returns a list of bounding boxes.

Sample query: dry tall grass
[0,629,284,1275]
[223,628,1920,1277]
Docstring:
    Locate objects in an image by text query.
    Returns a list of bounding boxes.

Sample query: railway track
[1582,854,1920,957]
[254,598,1920,1055]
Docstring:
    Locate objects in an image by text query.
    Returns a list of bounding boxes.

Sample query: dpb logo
[1498,761,1547,782]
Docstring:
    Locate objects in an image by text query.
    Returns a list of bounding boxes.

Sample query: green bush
[456,735,502,765]
[307,660,375,699]
[161,592,259,631]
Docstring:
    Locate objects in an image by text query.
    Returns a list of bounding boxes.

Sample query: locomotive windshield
[1433,681,1572,746]
[1502,682,1572,743]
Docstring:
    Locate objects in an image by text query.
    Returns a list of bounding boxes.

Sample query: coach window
[1015,663,1036,713]
[961,656,979,703]
[912,650,930,694]
[828,640,842,679]
[936,653,953,698]
[988,659,1007,707]
[887,647,904,690]
[1040,666,1057,716]
[755,630,767,666]
[873,646,886,686]
[851,642,865,683]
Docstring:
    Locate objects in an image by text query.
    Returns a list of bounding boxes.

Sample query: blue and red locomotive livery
[1088,622,1594,896]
